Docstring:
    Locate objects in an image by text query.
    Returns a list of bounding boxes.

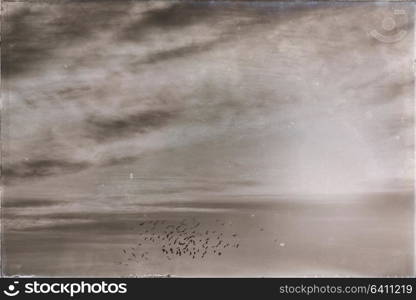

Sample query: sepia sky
[3,1,413,198]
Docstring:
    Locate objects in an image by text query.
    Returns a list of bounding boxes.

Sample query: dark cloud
[2,3,131,77]
[136,179,259,195]
[3,159,90,183]
[3,198,58,208]
[8,210,160,233]
[2,1,323,78]
[123,2,331,68]
[101,155,141,167]
[85,109,177,142]
[119,2,215,42]
[139,186,226,195]
[119,0,323,43]
[2,6,46,77]
[139,38,227,65]
[136,199,295,211]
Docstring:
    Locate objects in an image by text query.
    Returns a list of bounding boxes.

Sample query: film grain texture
[1,0,415,276]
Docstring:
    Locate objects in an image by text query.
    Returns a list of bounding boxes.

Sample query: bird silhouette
[119,217,246,265]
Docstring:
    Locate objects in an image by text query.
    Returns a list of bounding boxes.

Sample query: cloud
[84,109,177,142]
[3,159,90,183]
[3,197,58,208]
[119,2,215,42]
[2,2,131,77]
[139,38,227,65]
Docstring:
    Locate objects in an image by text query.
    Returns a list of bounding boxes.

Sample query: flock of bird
[116,216,284,267]
[117,217,243,266]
